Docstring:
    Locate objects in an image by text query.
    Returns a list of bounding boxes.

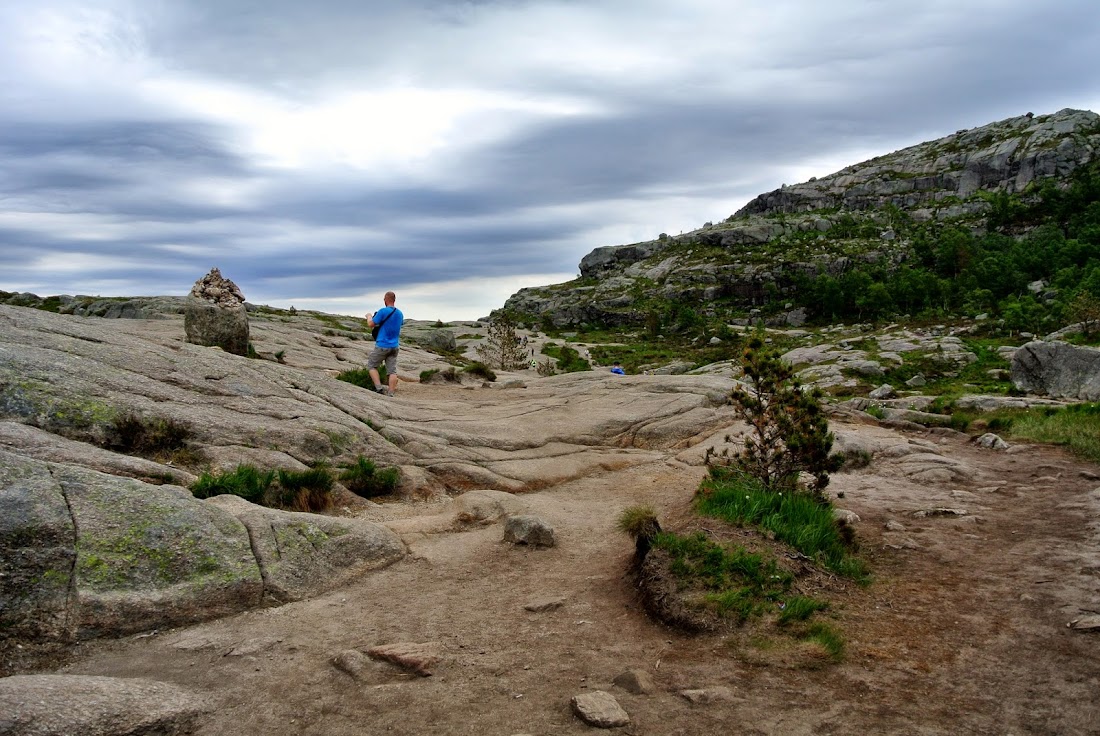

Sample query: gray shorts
[367,346,399,375]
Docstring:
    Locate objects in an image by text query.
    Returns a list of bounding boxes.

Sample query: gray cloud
[1,0,1098,318]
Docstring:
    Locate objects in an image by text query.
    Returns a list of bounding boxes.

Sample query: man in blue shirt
[366,291,404,396]
[610,362,625,375]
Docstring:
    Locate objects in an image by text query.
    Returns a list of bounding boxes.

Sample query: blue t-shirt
[374,307,403,348]
[610,366,625,375]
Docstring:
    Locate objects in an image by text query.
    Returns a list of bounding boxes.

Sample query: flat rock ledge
[0,674,208,736]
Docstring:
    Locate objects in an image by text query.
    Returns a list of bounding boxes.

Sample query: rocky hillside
[501,108,1100,329]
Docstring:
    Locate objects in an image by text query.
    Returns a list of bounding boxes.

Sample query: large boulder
[206,495,406,603]
[184,268,250,356]
[0,448,405,641]
[1011,341,1100,401]
[0,448,262,640]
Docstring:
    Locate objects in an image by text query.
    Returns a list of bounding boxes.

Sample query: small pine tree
[723,336,838,499]
[476,314,528,370]
[1067,291,1100,336]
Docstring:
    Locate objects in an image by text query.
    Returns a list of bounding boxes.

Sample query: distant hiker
[610,362,625,375]
[366,291,404,396]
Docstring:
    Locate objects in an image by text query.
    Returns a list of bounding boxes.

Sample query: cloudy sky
[2,1,1098,321]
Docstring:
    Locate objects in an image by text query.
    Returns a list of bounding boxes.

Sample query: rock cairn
[183,268,250,356]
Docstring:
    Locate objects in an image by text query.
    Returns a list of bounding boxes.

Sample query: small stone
[366,642,441,677]
[869,384,896,400]
[885,520,906,532]
[332,650,369,678]
[680,686,734,704]
[524,598,565,613]
[503,515,556,547]
[612,669,655,695]
[1069,615,1100,632]
[975,433,1009,450]
[834,509,860,524]
[571,690,630,728]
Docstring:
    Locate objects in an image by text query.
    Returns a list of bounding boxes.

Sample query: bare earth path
[32,407,1100,735]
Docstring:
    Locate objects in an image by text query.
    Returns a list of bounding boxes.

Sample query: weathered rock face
[0,447,405,641]
[184,268,250,355]
[499,108,1100,328]
[1,303,749,642]
[1011,340,1100,401]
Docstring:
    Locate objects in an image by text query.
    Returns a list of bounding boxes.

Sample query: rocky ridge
[500,108,1100,328]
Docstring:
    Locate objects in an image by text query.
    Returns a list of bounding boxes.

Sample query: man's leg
[367,347,386,392]
[385,349,399,394]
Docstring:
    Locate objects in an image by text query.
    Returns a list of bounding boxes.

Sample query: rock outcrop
[1011,340,1100,401]
[0,447,404,641]
[500,108,1100,328]
[0,303,744,642]
[184,267,250,355]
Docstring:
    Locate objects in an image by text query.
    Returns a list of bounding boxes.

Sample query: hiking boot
[383,388,395,397]
[373,385,386,394]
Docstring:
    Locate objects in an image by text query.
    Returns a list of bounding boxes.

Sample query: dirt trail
[19,422,1100,735]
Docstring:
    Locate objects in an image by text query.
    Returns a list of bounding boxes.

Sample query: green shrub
[463,362,497,381]
[832,448,872,471]
[107,412,192,456]
[337,366,387,389]
[273,466,335,511]
[339,456,400,498]
[420,367,459,383]
[697,470,869,582]
[191,465,276,503]
[720,337,838,497]
[617,505,660,539]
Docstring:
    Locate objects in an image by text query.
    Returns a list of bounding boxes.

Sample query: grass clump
[697,470,869,583]
[339,456,400,498]
[191,465,275,504]
[273,466,335,512]
[778,595,830,625]
[1006,402,1100,463]
[654,530,792,623]
[463,362,497,381]
[105,412,193,457]
[337,366,387,389]
[190,464,336,512]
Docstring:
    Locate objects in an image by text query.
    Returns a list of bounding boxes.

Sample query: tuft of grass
[617,505,659,539]
[273,466,336,512]
[463,362,497,381]
[106,412,192,456]
[339,456,400,498]
[778,596,830,625]
[337,366,387,389]
[803,622,845,661]
[697,470,869,583]
[832,448,872,471]
[191,465,275,503]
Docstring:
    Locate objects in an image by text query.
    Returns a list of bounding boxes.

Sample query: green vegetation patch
[339,456,400,498]
[654,530,792,623]
[697,470,869,583]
